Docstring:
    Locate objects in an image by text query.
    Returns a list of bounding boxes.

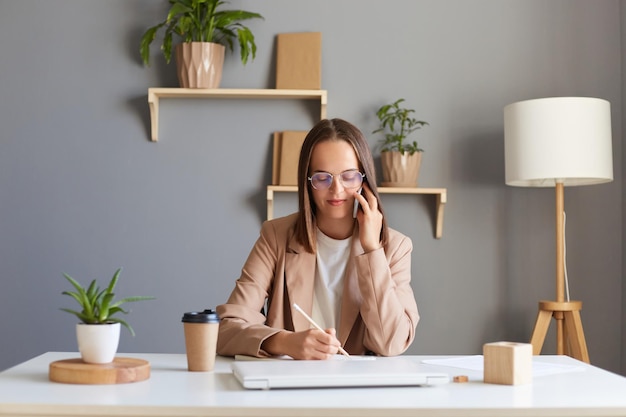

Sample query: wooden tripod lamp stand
[504,97,613,364]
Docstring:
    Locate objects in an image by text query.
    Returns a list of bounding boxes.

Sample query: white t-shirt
[311,228,351,333]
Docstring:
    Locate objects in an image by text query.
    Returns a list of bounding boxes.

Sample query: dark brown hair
[293,118,388,253]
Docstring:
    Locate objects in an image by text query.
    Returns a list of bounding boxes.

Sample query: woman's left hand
[354,184,383,252]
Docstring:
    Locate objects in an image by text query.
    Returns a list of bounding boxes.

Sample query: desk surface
[1,352,626,417]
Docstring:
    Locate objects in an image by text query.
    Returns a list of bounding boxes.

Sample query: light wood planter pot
[381,151,422,187]
[175,42,225,88]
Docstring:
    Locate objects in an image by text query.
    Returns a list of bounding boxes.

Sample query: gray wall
[0,0,623,375]
[621,1,626,377]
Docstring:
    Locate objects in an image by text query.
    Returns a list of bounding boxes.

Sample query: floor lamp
[504,97,613,364]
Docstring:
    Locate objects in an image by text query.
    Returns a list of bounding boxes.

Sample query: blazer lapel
[285,234,316,331]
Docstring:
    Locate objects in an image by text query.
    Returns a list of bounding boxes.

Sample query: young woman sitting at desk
[216,118,419,360]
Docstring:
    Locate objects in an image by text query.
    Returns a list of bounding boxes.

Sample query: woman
[216,118,419,359]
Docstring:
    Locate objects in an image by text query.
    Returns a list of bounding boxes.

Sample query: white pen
[292,303,350,357]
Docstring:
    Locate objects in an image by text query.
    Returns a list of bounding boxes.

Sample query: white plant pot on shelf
[76,322,120,364]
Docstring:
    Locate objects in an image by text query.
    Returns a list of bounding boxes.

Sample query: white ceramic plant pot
[76,322,120,364]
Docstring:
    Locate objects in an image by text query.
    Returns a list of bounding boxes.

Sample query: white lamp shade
[504,97,613,187]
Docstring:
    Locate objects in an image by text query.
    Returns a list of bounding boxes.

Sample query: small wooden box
[483,342,532,385]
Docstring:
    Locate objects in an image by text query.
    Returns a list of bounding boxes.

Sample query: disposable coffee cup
[182,309,220,372]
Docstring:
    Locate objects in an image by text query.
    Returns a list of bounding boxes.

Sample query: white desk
[1,352,626,417]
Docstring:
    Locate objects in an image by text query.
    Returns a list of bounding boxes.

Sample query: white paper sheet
[422,355,585,377]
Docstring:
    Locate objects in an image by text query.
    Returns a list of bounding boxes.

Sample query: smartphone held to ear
[353,188,362,218]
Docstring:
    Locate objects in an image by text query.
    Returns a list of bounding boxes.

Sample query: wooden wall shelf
[266,185,447,239]
[147,88,328,142]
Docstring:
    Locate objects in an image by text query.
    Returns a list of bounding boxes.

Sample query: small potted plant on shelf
[61,268,155,364]
[372,98,429,187]
[140,0,264,89]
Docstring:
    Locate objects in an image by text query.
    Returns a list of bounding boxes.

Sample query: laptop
[231,356,449,390]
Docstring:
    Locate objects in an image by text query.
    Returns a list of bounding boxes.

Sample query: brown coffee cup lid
[182,309,220,323]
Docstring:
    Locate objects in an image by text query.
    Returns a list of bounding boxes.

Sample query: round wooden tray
[49,357,150,384]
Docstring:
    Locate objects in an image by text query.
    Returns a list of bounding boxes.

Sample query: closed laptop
[231,356,449,390]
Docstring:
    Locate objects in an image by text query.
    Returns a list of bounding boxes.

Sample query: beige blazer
[216,213,419,357]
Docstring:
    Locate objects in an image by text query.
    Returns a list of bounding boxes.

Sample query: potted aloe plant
[140,0,264,88]
[373,98,429,187]
[61,268,155,364]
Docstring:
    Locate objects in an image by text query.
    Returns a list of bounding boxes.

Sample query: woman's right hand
[262,329,342,360]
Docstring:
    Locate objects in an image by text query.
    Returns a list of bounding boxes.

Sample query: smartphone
[353,187,363,218]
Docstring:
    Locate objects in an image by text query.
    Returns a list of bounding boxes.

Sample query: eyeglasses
[308,170,365,190]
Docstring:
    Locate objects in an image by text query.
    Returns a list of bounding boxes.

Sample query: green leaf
[105,268,121,295]
[113,295,156,306]
[85,279,98,300]
[236,27,256,64]
[167,3,194,24]
[163,32,174,64]
[98,292,115,322]
[62,274,94,319]
[107,317,136,337]
[107,306,127,317]
[60,308,93,324]
[140,25,161,66]
[62,273,84,294]
[61,290,83,306]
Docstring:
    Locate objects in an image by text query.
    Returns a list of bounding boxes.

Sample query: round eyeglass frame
[307,170,366,190]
